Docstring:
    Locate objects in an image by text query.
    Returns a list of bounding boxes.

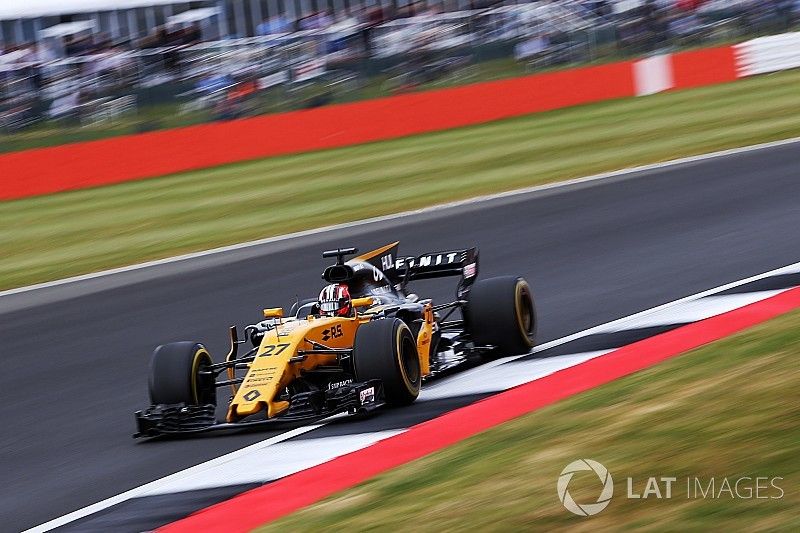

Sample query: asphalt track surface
[2,141,800,531]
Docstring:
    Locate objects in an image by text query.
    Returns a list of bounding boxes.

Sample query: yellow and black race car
[134,243,536,438]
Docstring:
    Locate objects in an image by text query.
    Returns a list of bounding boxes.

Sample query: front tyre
[353,319,421,406]
[148,342,216,406]
[464,276,536,357]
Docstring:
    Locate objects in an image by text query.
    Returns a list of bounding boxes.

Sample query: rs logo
[322,325,343,341]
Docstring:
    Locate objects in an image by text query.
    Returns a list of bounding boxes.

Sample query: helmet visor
[319,301,340,313]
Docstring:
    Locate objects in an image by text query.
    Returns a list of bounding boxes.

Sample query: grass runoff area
[257,307,800,532]
[2,69,800,290]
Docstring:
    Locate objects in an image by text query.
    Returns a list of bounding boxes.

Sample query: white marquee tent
[37,20,96,39]
[0,1,199,21]
[166,7,221,26]
[0,1,226,45]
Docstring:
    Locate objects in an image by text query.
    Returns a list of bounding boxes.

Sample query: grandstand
[1,0,798,147]
[0,0,502,45]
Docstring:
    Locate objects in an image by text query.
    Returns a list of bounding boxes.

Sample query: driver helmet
[318,284,352,317]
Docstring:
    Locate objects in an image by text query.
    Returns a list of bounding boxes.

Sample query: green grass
[257,307,800,532]
[2,69,800,290]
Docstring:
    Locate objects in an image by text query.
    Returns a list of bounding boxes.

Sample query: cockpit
[290,260,404,320]
[345,260,403,301]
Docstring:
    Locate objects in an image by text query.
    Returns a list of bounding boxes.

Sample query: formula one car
[134,242,535,438]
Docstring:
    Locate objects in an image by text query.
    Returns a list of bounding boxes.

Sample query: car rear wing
[397,247,479,286]
[351,242,479,290]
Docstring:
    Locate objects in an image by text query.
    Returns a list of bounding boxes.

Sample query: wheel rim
[191,349,214,405]
[402,335,420,384]
[397,325,420,390]
[515,281,534,345]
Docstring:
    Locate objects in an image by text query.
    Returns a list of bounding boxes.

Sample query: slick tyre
[464,276,536,357]
[353,319,420,406]
[148,342,216,406]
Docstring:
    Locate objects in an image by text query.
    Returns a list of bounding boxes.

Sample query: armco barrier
[633,46,738,96]
[0,61,635,201]
[735,32,800,77]
[670,46,738,89]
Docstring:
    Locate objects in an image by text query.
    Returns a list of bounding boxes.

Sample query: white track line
[421,281,799,400]
[3,135,799,300]
[524,261,800,356]
[589,290,788,332]
[419,350,613,401]
[22,417,344,533]
[147,430,406,495]
[25,259,800,533]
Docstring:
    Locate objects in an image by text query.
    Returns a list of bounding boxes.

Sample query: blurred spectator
[320,10,335,29]
[676,0,705,11]
[333,8,360,29]
[585,0,613,17]
[257,15,291,35]
[515,33,551,61]
[183,24,203,46]
[669,10,703,40]
[360,6,386,51]
[48,90,80,121]
[197,72,234,94]
[298,12,316,31]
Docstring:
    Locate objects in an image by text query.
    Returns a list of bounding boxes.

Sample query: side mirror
[263,307,284,319]
[351,297,374,308]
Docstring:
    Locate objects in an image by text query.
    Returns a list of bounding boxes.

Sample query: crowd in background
[3,1,799,63]
[1,0,799,136]
[5,1,793,59]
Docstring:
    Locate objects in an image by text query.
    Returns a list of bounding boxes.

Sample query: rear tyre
[148,342,216,406]
[464,276,536,357]
[353,319,420,405]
